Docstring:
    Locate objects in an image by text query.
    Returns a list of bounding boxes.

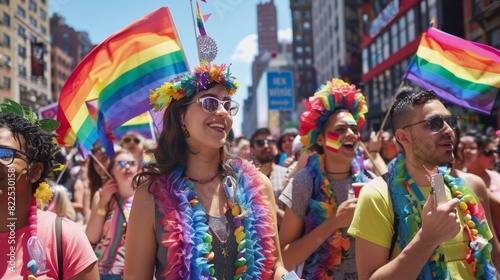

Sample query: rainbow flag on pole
[56,6,189,150]
[403,27,500,115]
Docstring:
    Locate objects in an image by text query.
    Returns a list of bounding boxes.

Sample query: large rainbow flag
[56,6,189,150]
[403,27,500,114]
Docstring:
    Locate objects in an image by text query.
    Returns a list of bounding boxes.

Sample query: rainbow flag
[196,0,207,36]
[56,6,189,150]
[403,27,500,115]
[113,112,155,140]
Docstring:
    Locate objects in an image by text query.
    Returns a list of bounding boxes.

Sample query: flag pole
[189,0,202,63]
[378,80,405,134]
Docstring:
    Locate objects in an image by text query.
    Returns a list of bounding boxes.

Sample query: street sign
[267,71,294,111]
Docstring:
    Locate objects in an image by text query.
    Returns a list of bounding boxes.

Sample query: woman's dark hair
[0,113,57,191]
[135,82,239,188]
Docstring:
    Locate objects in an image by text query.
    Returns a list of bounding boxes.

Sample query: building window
[40,9,46,21]
[376,36,383,65]
[295,34,302,42]
[40,25,46,35]
[18,45,26,58]
[29,0,36,11]
[305,58,312,66]
[3,76,11,89]
[362,49,369,74]
[3,34,10,48]
[3,12,10,27]
[17,6,26,18]
[370,43,376,68]
[472,0,482,16]
[489,27,500,49]
[383,31,390,60]
[29,16,37,27]
[3,55,10,68]
[391,24,399,54]
[19,64,27,76]
[303,21,310,30]
[398,15,407,47]
[293,10,301,20]
[420,1,428,33]
[296,46,303,55]
[18,25,26,39]
[407,8,416,43]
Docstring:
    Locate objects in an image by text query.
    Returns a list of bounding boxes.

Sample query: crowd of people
[1,60,500,279]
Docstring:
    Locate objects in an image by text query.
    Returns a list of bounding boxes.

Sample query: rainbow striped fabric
[56,6,189,150]
[196,0,207,36]
[404,27,500,114]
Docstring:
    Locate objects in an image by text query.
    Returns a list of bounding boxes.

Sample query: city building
[50,44,71,101]
[359,0,472,131]
[0,0,51,108]
[463,0,500,130]
[312,0,362,88]
[290,0,316,102]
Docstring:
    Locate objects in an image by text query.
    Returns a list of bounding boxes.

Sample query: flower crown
[299,78,368,151]
[149,63,239,112]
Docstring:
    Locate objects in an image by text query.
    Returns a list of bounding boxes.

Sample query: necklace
[186,170,220,184]
[207,211,230,263]
[326,170,351,174]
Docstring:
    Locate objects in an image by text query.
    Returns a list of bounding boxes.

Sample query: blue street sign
[267,71,294,111]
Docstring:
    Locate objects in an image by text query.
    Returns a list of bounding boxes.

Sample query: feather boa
[302,153,370,278]
[151,159,276,279]
[388,154,496,279]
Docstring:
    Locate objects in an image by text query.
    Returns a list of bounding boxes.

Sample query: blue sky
[49,0,292,136]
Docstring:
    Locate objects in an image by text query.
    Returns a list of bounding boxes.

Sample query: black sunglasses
[115,160,137,169]
[123,137,141,144]
[402,115,459,132]
[482,149,498,157]
[0,147,32,165]
[187,96,240,116]
[254,139,276,147]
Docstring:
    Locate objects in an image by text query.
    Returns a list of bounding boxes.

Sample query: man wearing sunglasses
[349,88,497,279]
[250,127,289,224]
[119,132,145,169]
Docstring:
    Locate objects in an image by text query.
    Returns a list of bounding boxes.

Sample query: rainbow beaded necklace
[152,159,276,279]
[389,154,496,279]
[302,153,370,278]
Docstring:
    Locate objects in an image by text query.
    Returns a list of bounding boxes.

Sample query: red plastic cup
[352,183,365,198]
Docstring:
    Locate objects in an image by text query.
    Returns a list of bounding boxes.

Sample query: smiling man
[348,88,497,279]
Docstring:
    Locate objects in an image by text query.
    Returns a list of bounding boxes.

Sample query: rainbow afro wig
[299,78,368,151]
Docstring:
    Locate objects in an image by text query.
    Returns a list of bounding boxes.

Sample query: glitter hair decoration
[299,78,368,151]
[149,63,239,112]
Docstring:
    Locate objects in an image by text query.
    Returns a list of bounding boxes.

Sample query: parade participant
[348,88,496,279]
[0,101,98,279]
[86,150,137,279]
[124,63,289,279]
[279,78,372,279]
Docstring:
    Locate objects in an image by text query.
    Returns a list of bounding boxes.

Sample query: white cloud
[278,28,292,43]
[230,34,257,63]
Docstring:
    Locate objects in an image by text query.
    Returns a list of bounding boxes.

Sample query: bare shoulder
[457,170,487,190]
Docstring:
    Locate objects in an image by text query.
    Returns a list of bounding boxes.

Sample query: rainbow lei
[149,63,240,112]
[302,153,370,278]
[389,154,496,279]
[151,159,276,279]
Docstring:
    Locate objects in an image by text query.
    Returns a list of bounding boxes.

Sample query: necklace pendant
[222,245,229,262]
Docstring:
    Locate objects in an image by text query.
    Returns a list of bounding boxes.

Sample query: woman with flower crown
[278,78,375,279]
[0,102,98,279]
[124,63,289,279]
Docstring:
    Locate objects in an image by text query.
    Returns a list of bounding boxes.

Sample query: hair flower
[34,181,53,205]
[149,62,239,112]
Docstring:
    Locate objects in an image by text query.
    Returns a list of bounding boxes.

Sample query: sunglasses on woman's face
[481,149,498,157]
[115,160,137,169]
[402,115,459,132]
[123,137,141,144]
[0,147,31,165]
[91,146,106,155]
[187,96,240,116]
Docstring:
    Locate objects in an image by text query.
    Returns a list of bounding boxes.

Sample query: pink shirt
[487,169,500,237]
[0,211,97,279]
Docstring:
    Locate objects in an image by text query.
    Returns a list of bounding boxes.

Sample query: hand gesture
[100,179,118,205]
[368,131,382,153]
[328,198,358,231]
[420,194,461,246]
